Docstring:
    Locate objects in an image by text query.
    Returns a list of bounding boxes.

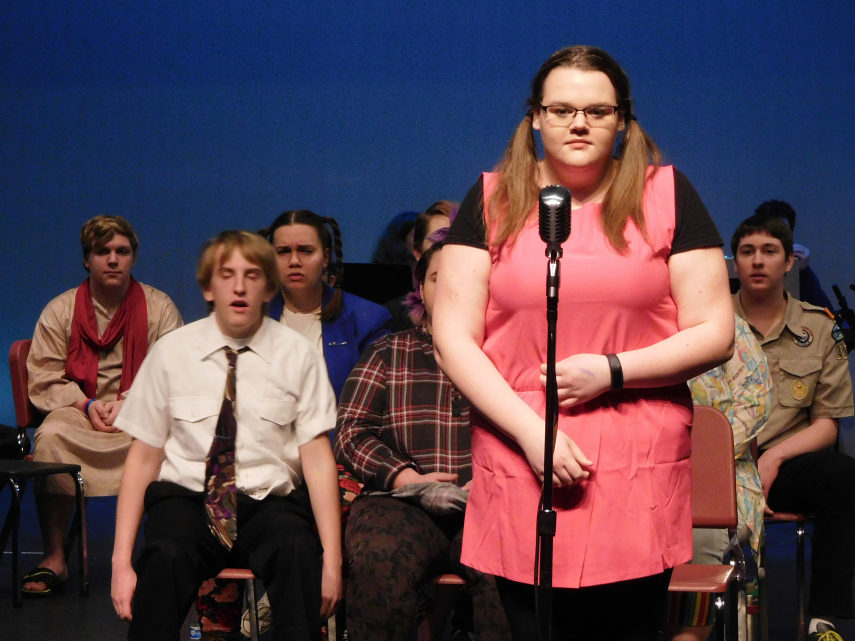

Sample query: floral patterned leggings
[344,495,510,641]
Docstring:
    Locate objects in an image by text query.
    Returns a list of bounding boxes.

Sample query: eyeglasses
[539,104,620,127]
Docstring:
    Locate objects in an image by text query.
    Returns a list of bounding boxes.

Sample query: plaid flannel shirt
[334,326,471,491]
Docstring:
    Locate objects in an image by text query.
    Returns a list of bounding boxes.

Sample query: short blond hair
[196,230,279,295]
[80,215,139,262]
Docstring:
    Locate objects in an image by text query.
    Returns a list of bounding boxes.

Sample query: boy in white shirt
[110,230,341,640]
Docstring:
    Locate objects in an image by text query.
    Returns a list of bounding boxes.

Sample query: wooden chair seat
[670,563,736,593]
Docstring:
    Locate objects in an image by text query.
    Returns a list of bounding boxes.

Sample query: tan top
[280,306,323,352]
[734,292,854,449]
[27,283,183,411]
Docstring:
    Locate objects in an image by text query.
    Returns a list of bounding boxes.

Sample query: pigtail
[601,112,661,251]
[321,216,344,321]
[488,113,540,246]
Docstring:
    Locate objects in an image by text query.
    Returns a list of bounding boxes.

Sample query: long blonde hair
[489,45,661,251]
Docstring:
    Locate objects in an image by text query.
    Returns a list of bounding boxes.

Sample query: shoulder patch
[832,322,845,344]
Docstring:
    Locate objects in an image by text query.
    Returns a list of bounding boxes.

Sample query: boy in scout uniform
[732,213,855,641]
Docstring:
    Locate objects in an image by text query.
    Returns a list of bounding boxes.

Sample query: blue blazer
[268,284,391,400]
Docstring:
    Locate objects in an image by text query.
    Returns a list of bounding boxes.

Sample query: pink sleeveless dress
[460,166,694,588]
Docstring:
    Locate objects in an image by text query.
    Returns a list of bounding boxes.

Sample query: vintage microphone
[535,185,571,641]
[539,185,572,259]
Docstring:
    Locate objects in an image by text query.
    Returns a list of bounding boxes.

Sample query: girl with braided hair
[265,210,391,400]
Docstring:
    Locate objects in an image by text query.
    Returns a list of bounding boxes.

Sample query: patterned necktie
[204,346,243,549]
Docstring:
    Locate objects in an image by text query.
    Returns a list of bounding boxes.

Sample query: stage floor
[0,488,851,641]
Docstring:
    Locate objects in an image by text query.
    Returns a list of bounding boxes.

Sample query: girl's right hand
[520,428,592,487]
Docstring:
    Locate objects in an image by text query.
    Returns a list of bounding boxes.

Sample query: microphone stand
[537,245,561,641]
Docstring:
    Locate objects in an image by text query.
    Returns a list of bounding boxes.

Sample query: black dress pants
[767,450,855,618]
[128,481,322,641]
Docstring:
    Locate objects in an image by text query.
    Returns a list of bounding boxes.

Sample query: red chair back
[691,405,738,529]
[9,339,43,429]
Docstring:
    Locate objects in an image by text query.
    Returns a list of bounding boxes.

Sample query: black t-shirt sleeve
[671,169,723,255]
[446,176,489,250]
[445,169,721,255]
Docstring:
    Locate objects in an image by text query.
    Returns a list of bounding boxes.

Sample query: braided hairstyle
[264,210,345,321]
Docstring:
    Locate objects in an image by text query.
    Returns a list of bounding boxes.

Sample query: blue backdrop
[2,1,855,425]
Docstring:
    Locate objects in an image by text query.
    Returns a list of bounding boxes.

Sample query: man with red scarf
[23,215,182,595]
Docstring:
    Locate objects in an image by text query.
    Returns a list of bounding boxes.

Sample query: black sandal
[21,567,65,595]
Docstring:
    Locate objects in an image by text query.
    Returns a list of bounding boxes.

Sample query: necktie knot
[224,346,238,368]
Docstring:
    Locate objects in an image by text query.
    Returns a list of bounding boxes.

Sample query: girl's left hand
[540,353,612,407]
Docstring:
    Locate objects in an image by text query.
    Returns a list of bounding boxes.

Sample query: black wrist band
[606,353,623,390]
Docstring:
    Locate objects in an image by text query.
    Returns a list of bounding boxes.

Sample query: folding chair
[1,339,89,606]
[669,405,747,641]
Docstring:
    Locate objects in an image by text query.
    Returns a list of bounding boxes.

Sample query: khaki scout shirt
[733,293,854,449]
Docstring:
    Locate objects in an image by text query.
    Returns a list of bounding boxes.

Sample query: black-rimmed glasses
[540,104,620,127]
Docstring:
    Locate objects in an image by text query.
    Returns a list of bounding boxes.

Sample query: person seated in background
[668,314,772,641]
[335,239,510,641]
[413,202,456,261]
[371,210,420,269]
[198,210,391,638]
[754,199,832,310]
[386,200,458,331]
[110,230,341,641]
[24,214,182,596]
[732,213,855,641]
[265,209,391,401]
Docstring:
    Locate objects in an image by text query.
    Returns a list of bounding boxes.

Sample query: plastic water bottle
[188,612,202,640]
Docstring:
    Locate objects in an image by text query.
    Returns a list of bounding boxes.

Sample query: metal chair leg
[795,521,806,641]
[59,471,89,597]
[758,520,808,641]
[245,576,258,641]
[758,527,769,641]
[7,477,24,607]
[73,470,89,596]
[726,528,749,641]
[726,575,748,641]
[713,593,727,641]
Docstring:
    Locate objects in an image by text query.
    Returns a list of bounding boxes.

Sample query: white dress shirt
[115,314,336,500]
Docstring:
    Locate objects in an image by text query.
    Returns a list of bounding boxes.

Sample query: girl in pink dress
[433,45,735,640]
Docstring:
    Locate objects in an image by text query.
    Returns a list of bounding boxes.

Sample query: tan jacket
[734,292,854,449]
